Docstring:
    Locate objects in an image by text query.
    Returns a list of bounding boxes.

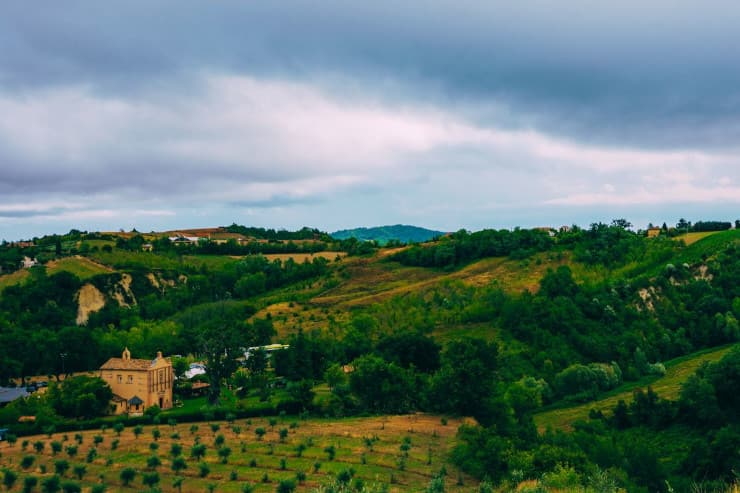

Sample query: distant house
[533,227,556,237]
[183,363,206,380]
[168,234,201,245]
[0,386,29,408]
[647,227,661,238]
[99,348,174,415]
[207,232,251,245]
[243,344,290,361]
[141,243,154,252]
[20,256,38,269]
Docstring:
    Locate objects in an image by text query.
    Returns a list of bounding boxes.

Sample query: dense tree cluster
[391,228,554,269]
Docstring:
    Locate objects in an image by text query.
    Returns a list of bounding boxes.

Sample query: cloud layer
[1,2,739,239]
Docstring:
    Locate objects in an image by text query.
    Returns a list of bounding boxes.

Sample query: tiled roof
[100,357,153,370]
[0,387,29,404]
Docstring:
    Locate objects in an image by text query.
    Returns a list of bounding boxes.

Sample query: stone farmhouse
[99,348,173,415]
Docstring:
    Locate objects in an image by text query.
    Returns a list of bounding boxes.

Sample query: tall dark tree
[199,321,247,405]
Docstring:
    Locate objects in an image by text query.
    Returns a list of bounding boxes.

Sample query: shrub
[255,427,266,440]
[21,455,36,470]
[170,443,183,457]
[64,445,77,458]
[276,479,296,493]
[218,447,232,464]
[3,469,18,490]
[23,476,38,493]
[60,480,81,493]
[41,475,61,493]
[171,457,187,474]
[191,444,207,460]
[147,455,161,469]
[73,464,86,480]
[324,445,336,460]
[142,472,160,488]
[199,462,210,478]
[119,467,136,486]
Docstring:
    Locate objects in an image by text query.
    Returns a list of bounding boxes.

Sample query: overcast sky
[1,1,739,240]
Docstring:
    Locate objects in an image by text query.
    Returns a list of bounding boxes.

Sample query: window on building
[117,375,122,383]
[127,375,133,384]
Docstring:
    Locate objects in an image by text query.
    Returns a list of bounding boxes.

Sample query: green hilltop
[330,224,445,244]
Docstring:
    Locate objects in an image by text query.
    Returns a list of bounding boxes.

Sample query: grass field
[673,231,721,246]
[0,414,472,493]
[534,343,737,432]
[0,268,30,293]
[47,256,114,279]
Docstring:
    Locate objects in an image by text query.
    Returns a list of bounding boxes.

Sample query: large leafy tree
[430,338,504,426]
[349,354,417,413]
[46,376,113,419]
[186,302,260,405]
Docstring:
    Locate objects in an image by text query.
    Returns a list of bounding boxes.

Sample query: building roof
[100,348,171,371]
[0,386,29,404]
[100,357,154,370]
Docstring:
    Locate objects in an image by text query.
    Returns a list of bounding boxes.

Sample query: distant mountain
[331,224,445,244]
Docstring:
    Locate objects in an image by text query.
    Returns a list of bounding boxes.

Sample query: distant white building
[20,256,38,269]
[168,235,201,245]
[183,363,206,380]
[243,344,290,360]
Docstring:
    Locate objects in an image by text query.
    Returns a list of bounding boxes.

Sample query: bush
[60,481,81,493]
[3,469,18,490]
[21,455,36,470]
[119,467,136,486]
[23,476,38,493]
[42,475,61,493]
[276,479,296,493]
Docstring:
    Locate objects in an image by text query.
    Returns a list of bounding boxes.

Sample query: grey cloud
[3,2,740,148]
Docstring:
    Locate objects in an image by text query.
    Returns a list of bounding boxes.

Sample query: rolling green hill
[331,224,445,244]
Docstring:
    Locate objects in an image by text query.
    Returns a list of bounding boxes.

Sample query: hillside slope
[534,343,738,431]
